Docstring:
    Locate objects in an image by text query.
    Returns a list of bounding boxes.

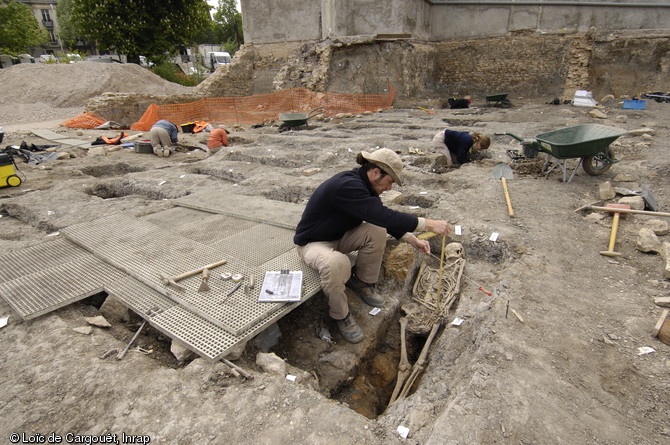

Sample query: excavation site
[1,7,669,444]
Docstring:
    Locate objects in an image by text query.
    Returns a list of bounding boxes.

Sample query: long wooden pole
[576,205,670,218]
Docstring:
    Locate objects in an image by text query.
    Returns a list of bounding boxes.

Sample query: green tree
[70,0,211,64]
[0,0,50,55]
[212,0,243,53]
[56,0,79,48]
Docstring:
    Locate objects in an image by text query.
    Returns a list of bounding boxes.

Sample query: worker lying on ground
[293,148,452,344]
[431,128,491,166]
[150,120,179,157]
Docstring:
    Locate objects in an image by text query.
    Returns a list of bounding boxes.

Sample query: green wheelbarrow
[478,93,511,108]
[502,124,627,182]
[278,108,325,132]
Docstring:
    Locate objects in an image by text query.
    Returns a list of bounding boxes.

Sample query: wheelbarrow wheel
[582,147,614,176]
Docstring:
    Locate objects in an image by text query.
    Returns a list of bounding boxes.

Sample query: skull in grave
[445,242,464,259]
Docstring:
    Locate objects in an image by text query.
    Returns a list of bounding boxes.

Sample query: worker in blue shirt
[150,120,179,157]
[431,129,491,166]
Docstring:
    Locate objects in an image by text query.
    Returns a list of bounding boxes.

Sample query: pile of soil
[0,62,195,126]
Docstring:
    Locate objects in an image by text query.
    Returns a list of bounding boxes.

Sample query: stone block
[636,228,661,253]
[613,173,637,182]
[598,181,616,200]
[381,190,403,205]
[171,340,197,362]
[589,109,608,119]
[659,242,670,261]
[224,339,248,361]
[645,219,669,236]
[256,352,287,376]
[99,295,130,323]
[85,315,111,328]
[617,196,645,210]
[73,326,93,335]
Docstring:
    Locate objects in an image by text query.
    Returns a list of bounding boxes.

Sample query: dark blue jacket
[444,130,473,164]
[294,168,418,245]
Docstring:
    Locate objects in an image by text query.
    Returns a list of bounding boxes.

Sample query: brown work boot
[336,313,364,344]
[346,274,384,308]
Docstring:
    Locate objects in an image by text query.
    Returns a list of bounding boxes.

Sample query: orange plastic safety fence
[130,85,395,131]
[61,112,108,129]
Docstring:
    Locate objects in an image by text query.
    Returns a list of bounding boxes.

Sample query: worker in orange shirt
[206,127,230,152]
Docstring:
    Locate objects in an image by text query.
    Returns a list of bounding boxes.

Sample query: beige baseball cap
[358,148,404,185]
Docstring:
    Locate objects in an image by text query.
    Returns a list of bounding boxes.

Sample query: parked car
[39,54,57,63]
[0,54,16,68]
[208,51,231,71]
[86,55,122,63]
[63,54,83,63]
[17,54,35,64]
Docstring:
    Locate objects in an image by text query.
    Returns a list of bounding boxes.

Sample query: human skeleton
[388,242,466,407]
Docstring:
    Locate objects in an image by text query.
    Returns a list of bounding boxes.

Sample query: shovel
[492,163,515,217]
[198,268,210,292]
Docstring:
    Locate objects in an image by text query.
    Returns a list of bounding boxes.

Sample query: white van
[209,51,231,71]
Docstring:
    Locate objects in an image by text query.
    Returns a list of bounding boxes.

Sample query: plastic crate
[134,141,153,154]
[623,99,646,110]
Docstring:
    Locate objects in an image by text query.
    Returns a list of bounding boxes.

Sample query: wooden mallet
[599,204,630,257]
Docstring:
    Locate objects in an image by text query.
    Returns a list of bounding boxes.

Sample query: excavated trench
[80,163,147,178]
[84,178,190,200]
[272,233,516,419]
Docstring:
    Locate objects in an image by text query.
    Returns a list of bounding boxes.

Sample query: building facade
[17,0,62,56]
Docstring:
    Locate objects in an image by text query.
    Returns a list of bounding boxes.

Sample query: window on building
[41,10,52,23]
[49,31,57,43]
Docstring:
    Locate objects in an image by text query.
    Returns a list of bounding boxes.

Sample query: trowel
[492,163,515,217]
[641,184,658,212]
[198,268,211,292]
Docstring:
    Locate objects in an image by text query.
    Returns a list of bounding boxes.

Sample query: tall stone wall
[266,31,670,103]
[240,0,670,43]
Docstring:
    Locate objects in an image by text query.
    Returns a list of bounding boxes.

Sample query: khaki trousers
[150,127,172,150]
[431,130,455,166]
[297,222,387,320]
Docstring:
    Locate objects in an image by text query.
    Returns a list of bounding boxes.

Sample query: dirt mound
[0,62,194,108]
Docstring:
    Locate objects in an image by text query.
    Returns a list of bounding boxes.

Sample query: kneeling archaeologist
[294,148,452,343]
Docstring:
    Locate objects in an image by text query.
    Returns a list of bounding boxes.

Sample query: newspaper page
[258,270,303,302]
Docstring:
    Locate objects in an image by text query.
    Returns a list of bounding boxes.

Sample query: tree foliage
[69,0,211,64]
[55,0,79,47]
[0,0,50,55]
[208,0,243,53]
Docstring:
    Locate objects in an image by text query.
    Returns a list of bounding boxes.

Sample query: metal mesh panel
[61,212,304,336]
[105,276,176,317]
[0,238,84,282]
[211,224,296,266]
[0,255,125,320]
[0,203,352,360]
[174,193,304,230]
[142,207,260,243]
[62,213,229,284]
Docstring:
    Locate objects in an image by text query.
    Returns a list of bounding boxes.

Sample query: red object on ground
[479,286,493,296]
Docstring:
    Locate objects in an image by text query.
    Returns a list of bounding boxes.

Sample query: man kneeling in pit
[293,148,452,343]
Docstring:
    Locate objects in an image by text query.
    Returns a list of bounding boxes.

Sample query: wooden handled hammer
[599,204,630,257]
[160,259,228,292]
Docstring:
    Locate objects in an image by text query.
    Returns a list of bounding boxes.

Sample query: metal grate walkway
[0,192,337,360]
